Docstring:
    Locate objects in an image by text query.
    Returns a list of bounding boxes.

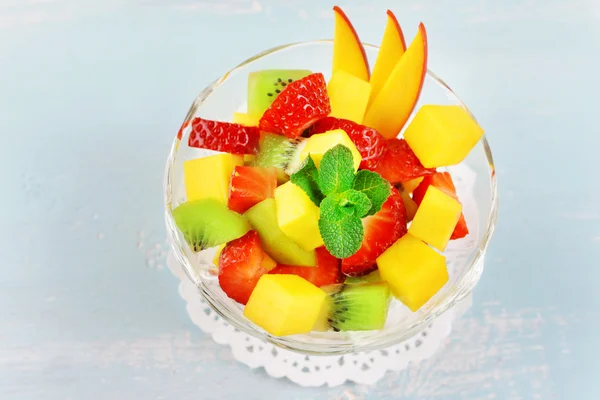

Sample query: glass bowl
[163,40,498,355]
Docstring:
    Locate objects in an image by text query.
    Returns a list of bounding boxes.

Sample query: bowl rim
[163,39,499,355]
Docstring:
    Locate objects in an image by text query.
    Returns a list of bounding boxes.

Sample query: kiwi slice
[244,198,316,266]
[344,270,382,285]
[328,282,391,332]
[247,69,312,120]
[172,199,250,252]
[252,133,303,182]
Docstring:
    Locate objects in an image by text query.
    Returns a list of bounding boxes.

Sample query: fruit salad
[171,6,485,337]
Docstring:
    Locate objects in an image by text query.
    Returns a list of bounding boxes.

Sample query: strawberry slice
[188,117,260,154]
[259,73,331,139]
[309,117,388,170]
[374,138,436,183]
[270,247,343,287]
[342,187,407,276]
[228,166,278,214]
[412,172,469,240]
[218,230,269,305]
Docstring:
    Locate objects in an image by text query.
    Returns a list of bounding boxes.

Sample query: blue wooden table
[2,0,599,398]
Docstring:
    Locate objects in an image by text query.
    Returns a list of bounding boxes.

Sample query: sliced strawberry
[342,187,407,276]
[259,73,331,139]
[308,117,388,170]
[270,247,343,287]
[188,117,260,154]
[218,230,268,305]
[228,166,277,214]
[374,138,436,183]
[412,172,469,240]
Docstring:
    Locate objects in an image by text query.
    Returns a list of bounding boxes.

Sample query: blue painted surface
[1,0,599,398]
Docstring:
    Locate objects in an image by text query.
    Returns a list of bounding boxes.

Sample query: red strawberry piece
[176,120,190,140]
[188,117,260,154]
[270,247,343,287]
[412,172,469,240]
[309,117,388,170]
[342,187,407,276]
[228,166,277,214]
[218,230,269,305]
[259,73,331,139]
[374,138,436,183]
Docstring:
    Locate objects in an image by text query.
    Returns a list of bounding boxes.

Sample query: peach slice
[363,23,428,139]
[368,10,406,108]
[332,6,369,81]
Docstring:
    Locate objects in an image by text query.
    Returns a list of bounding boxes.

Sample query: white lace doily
[166,162,479,387]
[167,252,473,387]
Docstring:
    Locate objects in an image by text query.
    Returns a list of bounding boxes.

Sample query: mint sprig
[290,156,323,206]
[290,144,392,258]
[317,145,355,196]
[352,170,391,216]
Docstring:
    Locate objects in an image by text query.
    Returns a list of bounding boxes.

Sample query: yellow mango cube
[401,177,423,194]
[184,153,243,204]
[404,105,484,168]
[408,186,462,251]
[274,181,323,251]
[232,112,259,127]
[327,70,372,124]
[376,233,448,311]
[300,129,362,171]
[244,274,328,336]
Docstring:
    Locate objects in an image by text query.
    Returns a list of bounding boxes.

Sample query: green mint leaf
[290,156,324,206]
[317,144,356,196]
[339,189,372,218]
[352,170,391,216]
[318,195,364,258]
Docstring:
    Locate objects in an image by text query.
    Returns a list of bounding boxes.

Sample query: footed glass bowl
[163,40,498,355]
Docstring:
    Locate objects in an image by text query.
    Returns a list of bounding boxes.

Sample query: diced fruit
[363,23,428,139]
[253,133,301,182]
[327,70,372,123]
[401,177,424,194]
[412,172,469,240]
[176,120,190,140]
[369,10,406,108]
[244,274,328,336]
[332,6,369,81]
[188,117,260,154]
[342,187,407,276]
[376,233,448,311]
[403,105,485,168]
[228,166,278,214]
[300,129,362,171]
[270,247,343,287]
[244,198,317,266]
[309,117,388,170]
[218,231,269,305]
[328,282,391,331]
[409,186,462,251]
[274,181,323,251]
[184,153,243,204]
[173,199,250,252]
[232,112,258,127]
[344,269,382,284]
[216,241,277,270]
[399,189,418,222]
[243,154,256,165]
[259,73,331,139]
[374,138,435,183]
[247,69,312,121]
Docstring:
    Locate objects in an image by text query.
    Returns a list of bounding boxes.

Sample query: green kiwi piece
[244,198,316,266]
[344,270,382,285]
[172,199,250,252]
[328,282,391,332]
[252,133,301,182]
[247,69,312,120]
